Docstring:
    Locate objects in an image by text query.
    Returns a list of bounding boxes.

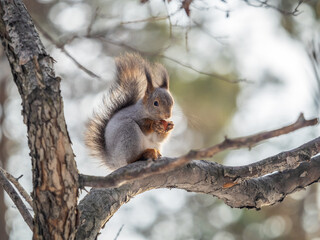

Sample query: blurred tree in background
[0,0,320,239]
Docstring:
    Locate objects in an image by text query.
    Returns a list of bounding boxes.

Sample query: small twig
[160,54,249,83]
[87,7,100,36]
[16,174,23,181]
[164,1,173,38]
[185,24,191,52]
[120,8,181,25]
[34,22,102,81]
[0,167,33,208]
[104,39,246,83]
[79,113,318,189]
[0,171,33,230]
[307,39,320,112]
[191,113,317,159]
[191,19,228,45]
[293,0,305,15]
[121,15,169,25]
[114,225,124,240]
[100,38,170,61]
[95,37,244,84]
[243,0,306,16]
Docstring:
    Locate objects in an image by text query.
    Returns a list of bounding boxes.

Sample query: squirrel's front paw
[153,120,174,133]
[153,120,166,133]
[166,121,174,132]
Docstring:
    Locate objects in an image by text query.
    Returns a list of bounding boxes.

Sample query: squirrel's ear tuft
[155,63,169,89]
[159,72,169,89]
[145,66,154,95]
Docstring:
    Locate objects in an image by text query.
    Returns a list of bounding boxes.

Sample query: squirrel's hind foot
[139,148,161,160]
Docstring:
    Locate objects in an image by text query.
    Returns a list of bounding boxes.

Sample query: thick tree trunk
[0,1,79,239]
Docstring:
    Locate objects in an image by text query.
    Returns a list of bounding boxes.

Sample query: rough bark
[0,1,79,239]
[76,137,320,239]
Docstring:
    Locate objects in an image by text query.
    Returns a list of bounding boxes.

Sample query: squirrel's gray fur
[85,53,174,170]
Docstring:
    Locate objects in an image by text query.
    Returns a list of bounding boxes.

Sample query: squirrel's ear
[145,67,154,95]
[159,71,169,89]
[155,63,169,89]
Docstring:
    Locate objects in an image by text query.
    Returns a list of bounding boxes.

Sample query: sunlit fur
[85,53,173,170]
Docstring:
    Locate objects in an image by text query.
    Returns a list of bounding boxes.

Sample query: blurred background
[1,0,320,239]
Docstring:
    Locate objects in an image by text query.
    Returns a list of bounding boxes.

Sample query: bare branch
[160,54,249,83]
[34,22,102,81]
[193,113,318,159]
[114,225,124,240]
[80,136,319,189]
[100,38,170,56]
[307,39,320,112]
[243,0,306,16]
[191,19,228,45]
[99,37,243,83]
[36,22,242,85]
[220,136,320,185]
[79,114,318,189]
[164,1,173,37]
[120,8,181,25]
[185,24,191,52]
[120,15,170,25]
[0,171,33,230]
[87,7,100,36]
[0,167,33,208]
[77,141,320,239]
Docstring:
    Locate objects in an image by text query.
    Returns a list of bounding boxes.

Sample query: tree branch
[0,171,33,230]
[243,0,305,16]
[159,54,249,83]
[79,114,318,189]
[76,137,320,239]
[120,8,181,25]
[34,22,102,81]
[101,37,246,83]
[0,167,33,208]
[193,113,317,159]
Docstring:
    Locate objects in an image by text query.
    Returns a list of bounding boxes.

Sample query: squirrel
[85,53,174,171]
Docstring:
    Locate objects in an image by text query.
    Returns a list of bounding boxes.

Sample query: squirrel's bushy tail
[85,53,149,161]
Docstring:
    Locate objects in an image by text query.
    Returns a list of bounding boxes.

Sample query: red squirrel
[85,53,174,171]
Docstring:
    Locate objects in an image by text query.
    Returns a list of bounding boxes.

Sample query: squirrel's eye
[154,101,159,107]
